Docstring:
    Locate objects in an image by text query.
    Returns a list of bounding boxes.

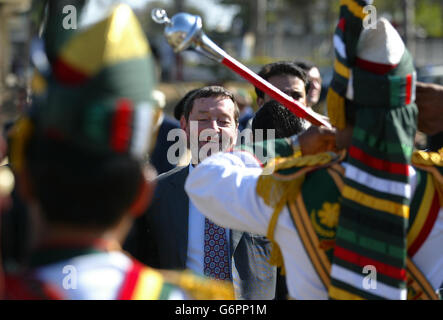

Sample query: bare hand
[416,81,443,136]
[298,126,337,155]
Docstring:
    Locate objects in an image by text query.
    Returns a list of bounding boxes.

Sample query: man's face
[181,96,238,163]
[258,74,307,107]
[307,67,322,107]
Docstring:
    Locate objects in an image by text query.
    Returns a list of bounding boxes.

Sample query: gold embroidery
[311,212,336,239]
[318,202,340,228]
[310,202,340,240]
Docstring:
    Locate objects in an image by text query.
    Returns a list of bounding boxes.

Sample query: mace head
[151,8,203,53]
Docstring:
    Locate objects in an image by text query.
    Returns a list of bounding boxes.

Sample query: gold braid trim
[160,270,235,300]
[257,152,334,272]
[258,152,333,207]
[412,150,443,206]
[412,150,443,167]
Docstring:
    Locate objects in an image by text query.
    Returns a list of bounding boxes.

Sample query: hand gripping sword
[151,8,331,128]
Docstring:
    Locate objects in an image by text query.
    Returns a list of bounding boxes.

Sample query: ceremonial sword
[151,8,331,128]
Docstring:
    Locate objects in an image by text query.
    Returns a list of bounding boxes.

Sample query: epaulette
[256,150,345,273]
[235,138,295,166]
[159,270,235,300]
[257,151,345,208]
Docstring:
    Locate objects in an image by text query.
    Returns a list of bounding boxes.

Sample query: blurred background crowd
[1,0,443,148]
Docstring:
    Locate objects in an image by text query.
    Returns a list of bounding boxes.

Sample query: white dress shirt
[186,164,230,276]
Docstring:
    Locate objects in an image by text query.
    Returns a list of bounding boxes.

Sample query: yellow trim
[287,196,332,290]
[334,59,350,79]
[413,165,443,207]
[342,185,410,218]
[327,168,345,192]
[406,258,440,300]
[341,0,367,19]
[60,4,150,76]
[259,153,334,272]
[266,195,287,272]
[268,152,334,174]
[257,167,306,208]
[407,174,434,250]
[331,163,346,175]
[329,285,366,300]
[132,268,164,300]
[326,87,346,130]
[412,149,443,207]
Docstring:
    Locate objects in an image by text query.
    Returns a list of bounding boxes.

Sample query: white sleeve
[185,151,273,236]
[185,151,331,299]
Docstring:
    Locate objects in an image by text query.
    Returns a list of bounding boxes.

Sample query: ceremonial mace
[151,8,331,128]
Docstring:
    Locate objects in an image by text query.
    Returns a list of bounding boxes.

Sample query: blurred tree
[415,0,443,37]
[374,0,443,38]
[219,0,267,56]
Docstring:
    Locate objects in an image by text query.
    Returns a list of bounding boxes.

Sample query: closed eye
[217,120,231,126]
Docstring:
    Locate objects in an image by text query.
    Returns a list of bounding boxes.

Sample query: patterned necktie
[204,217,231,280]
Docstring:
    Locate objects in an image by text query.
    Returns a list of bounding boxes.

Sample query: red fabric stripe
[348,145,409,176]
[4,275,63,300]
[111,99,133,153]
[53,58,89,85]
[117,260,143,300]
[412,292,423,300]
[405,74,412,105]
[334,246,407,281]
[356,58,398,75]
[221,57,331,128]
[408,191,440,257]
[337,18,346,32]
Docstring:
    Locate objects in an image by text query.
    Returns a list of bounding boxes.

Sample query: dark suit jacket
[125,165,277,300]
[150,116,180,175]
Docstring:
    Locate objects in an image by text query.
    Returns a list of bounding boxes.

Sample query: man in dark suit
[125,86,276,299]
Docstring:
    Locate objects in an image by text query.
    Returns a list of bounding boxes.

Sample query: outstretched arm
[185,151,271,236]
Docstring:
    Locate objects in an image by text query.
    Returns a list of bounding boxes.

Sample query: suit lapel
[230,230,243,258]
[169,166,190,268]
[169,166,243,269]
